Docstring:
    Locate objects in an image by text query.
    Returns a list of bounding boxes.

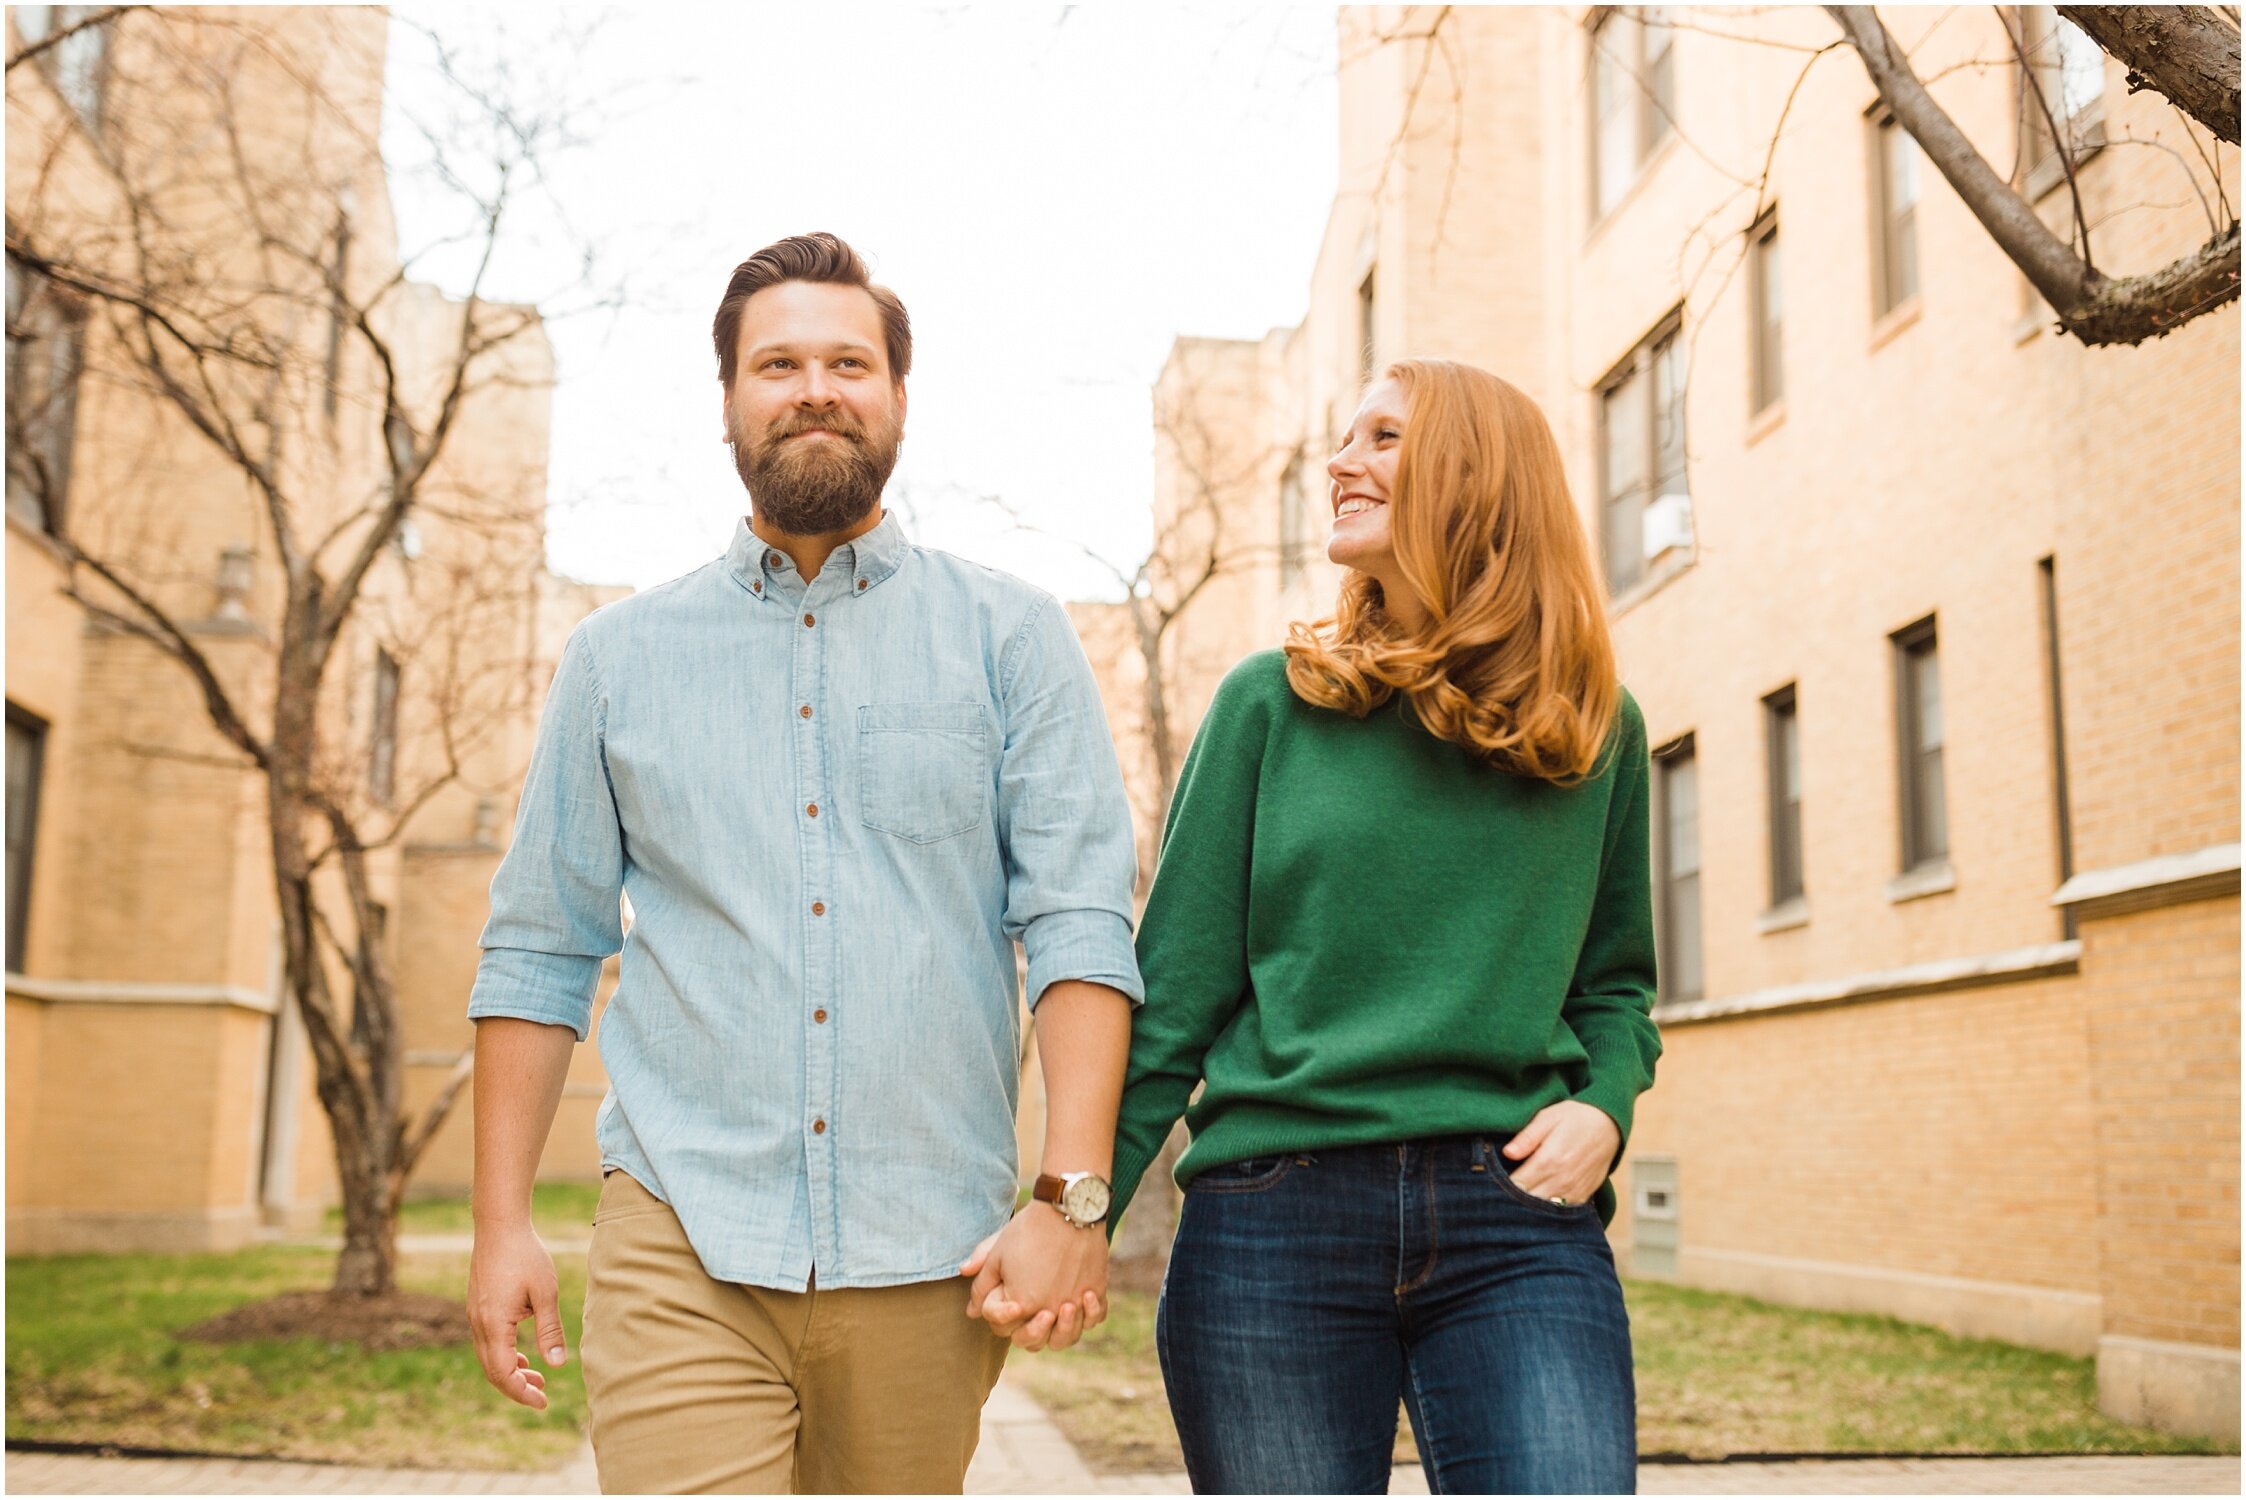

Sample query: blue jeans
[1155,1135,1637,1495]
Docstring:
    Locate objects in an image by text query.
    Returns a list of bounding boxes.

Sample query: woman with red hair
[1109,359,1661,1494]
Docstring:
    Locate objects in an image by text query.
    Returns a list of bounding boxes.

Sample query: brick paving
[9,1383,2238,1495]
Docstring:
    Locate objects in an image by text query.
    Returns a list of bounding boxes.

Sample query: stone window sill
[1757,895,1810,934]
[1886,858,1957,905]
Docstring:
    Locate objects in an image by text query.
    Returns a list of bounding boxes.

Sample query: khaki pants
[580,1171,1011,1494]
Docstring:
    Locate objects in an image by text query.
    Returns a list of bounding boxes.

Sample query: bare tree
[1829,5,2238,346]
[983,353,1310,1273]
[7,7,616,1304]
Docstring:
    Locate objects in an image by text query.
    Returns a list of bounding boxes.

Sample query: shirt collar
[725,509,908,602]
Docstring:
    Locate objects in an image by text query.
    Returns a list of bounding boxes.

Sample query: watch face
[1063,1174,1111,1224]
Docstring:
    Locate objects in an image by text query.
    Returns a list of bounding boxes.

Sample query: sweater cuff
[467,947,602,1042]
[1572,1073,1638,1171]
[1023,908,1145,1011]
[1106,1136,1164,1244]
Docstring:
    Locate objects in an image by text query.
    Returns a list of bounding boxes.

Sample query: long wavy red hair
[1283,358,1621,785]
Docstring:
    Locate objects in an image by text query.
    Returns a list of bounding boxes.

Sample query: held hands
[468,1221,568,1409]
[1502,1099,1622,1206]
[959,1202,1107,1353]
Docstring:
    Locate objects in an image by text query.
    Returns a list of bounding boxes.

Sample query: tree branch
[2059,5,2241,146]
[1829,5,2240,344]
[58,544,273,771]
[6,5,135,74]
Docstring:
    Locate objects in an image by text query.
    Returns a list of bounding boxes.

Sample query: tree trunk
[332,1166,399,1299]
[266,600,400,1300]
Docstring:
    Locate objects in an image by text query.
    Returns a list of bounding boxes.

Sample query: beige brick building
[6,7,624,1250]
[1120,5,2239,1439]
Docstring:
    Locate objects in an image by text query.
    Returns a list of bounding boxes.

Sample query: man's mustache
[757,410,870,449]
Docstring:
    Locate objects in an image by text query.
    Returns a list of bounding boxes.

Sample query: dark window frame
[1278,452,1306,591]
[6,252,88,536]
[369,649,400,808]
[2039,556,2076,938]
[1653,731,1703,1005]
[1595,308,1687,597]
[2016,5,2108,201]
[7,701,50,974]
[323,210,352,424]
[1763,683,1803,906]
[1748,209,1783,414]
[12,5,113,133]
[1891,615,1949,871]
[1868,106,1921,318]
[1357,267,1377,385]
[1587,6,1678,224]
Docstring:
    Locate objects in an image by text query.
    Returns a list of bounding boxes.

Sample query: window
[1654,735,1702,1004]
[7,704,48,973]
[1870,109,1921,317]
[1357,267,1377,385]
[1589,7,1677,220]
[323,211,352,422]
[1764,685,1803,906]
[1892,617,1948,870]
[350,902,388,1048]
[1278,454,1306,591]
[1749,212,1783,414]
[2039,556,2075,938]
[369,650,400,807]
[2018,7,2107,199]
[12,6,110,130]
[1597,314,1689,595]
[5,255,86,535]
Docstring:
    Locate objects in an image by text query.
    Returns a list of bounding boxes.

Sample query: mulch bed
[181,1290,470,1351]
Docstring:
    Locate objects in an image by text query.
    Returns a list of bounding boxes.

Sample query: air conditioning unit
[1642,490,1693,563]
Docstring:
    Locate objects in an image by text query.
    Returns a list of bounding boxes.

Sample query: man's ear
[719,387,733,444]
[895,381,908,423]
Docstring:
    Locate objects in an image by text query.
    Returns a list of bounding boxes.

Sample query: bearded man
[463,233,1139,1494]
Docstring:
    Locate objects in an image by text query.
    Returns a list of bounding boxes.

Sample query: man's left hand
[959,1204,1107,1352]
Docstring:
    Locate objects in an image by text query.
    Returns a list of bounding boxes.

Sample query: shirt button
[803,612,815,628]
[813,1118,827,1134]
[799,704,812,719]
[856,578,868,591]
[814,1008,828,1023]
[752,580,762,593]
[811,901,826,916]
[806,803,819,818]
[767,551,783,568]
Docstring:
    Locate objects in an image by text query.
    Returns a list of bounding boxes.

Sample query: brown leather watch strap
[1031,1173,1066,1206]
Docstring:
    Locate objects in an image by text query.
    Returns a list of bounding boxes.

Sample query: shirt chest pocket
[857,702,992,844]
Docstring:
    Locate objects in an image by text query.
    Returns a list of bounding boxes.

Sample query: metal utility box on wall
[1632,1157,1679,1278]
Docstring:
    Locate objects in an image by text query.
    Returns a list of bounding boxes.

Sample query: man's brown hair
[711,232,912,389]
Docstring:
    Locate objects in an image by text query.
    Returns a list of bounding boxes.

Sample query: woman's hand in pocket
[1502,1100,1620,1205]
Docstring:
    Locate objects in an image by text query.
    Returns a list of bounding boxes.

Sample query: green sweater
[1110,650,1662,1228]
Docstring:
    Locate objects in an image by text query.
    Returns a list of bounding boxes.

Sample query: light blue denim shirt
[467,511,1143,1290]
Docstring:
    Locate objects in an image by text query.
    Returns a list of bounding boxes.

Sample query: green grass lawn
[322,1182,602,1241]
[1015,1280,2234,1475]
[7,1248,585,1471]
[11,1250,2233,1476]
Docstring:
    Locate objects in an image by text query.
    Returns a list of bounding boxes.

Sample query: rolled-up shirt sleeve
[996,595,1145,1011]
[467,625,625,1041]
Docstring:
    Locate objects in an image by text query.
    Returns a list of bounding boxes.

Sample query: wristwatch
[1032,1170,1113,1230]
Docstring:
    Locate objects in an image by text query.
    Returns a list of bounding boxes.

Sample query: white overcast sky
[382,5,1339,600]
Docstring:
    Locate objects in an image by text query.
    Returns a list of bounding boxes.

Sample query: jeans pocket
[857,702,990,844]
[1188,1154,1300,1194]
[1478,1138,1599,1217]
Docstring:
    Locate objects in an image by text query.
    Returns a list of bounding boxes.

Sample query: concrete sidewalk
[9,1375,2238,1495]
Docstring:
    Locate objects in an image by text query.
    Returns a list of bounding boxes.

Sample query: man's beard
[729,402,903,536]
